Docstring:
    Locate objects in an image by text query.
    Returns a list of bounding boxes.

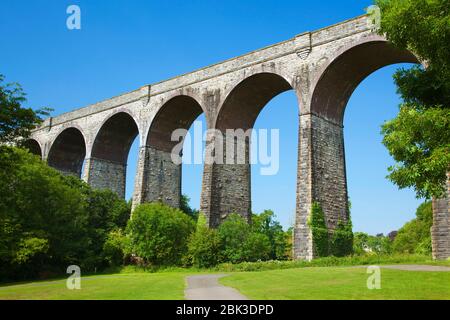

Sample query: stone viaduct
[27,15,450,260]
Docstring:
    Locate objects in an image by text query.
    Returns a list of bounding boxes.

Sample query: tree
[0,146,89,280]
[126,203,195,266]
[180,194,199,221]
[103,229,131,267]
[187,214,222,268]
[252,210,289,260]
[392,201,433,254]
[0,146,132,280]
[217,214,271,263]
[0,74,51,144]
[57,176,131,269]
[375,0,450,199]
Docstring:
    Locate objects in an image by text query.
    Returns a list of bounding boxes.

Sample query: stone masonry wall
[138,146,181,208]
[432,172,450,260]
[85,157,126,199]
[310,114,349,230]
[294,113,348,260]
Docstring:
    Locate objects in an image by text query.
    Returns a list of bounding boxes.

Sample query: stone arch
[293,38,420,260]
[215,72,294,130]
[87,112,139,198]
[147,95,205,152]
[310,38,419,124]
[23,139,42,158]
[47,127,86,177]
[204,72,297,227]
[135,95,205,208]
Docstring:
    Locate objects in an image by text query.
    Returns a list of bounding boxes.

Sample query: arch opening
[216,72,293,131]
[294,40,421,259]
[344,64,422,238]
[311,40,419,125]
[48,128,86,177]
[209,72,296,226]
[138,95,204,209]
[23,139,42,158]
[89,112,139,198]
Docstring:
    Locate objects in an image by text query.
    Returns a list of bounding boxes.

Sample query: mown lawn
[220,267,450,300]
[0,272,188,300]
[1,266,449,300]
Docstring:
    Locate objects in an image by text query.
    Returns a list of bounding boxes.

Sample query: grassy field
[0,272,188,300]
[1,263,449,300]
[220,267,450,300]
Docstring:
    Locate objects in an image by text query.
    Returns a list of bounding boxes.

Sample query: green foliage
[217,214,271,263]
[376,0,450,199]
[308,202,329,257]
[103,229,130,267]
[377,0,450,74]
[382,106,450,198]
[0,146,131,280]
[330,219,354,257]
[215,253,432,272]
[252,210,289,260]
[392,201,433,254]
[0,146,88,279]
[0,74,51,144]
[242,232,271,262]
[14,237,49,264]
[308,202,354,257]
[353,232,392,255]
[180,194,199,221]
[126,203,195,266]
[187,224,222,268]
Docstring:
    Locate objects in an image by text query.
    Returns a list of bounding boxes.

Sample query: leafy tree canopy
[375,0,450,198]
[0,74,51,144]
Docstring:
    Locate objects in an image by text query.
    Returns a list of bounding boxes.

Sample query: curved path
[185,274,248,300]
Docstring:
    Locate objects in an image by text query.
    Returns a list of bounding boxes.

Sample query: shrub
[187,225,222,268]
[0,146,88,280]
[392,201,432,255]
[252,210,289,260]
[353,232,392,255]
[218,214,271,263]
[308,202,329,257]
[103,229,130,266]
[127,203,195,266]
[241,232,271,262]
[330,219,353,257]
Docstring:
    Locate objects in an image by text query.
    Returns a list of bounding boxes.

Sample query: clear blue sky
[1,0,422,234]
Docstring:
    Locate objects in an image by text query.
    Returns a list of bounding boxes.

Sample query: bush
[252,210,290,260]
[353,232,392,255]
[103,229,130,266]
[0,146,131,281]
[127,203,195,266]
[218,214,271,263]
[187,224,222,268]
[330,220,353,257]
[392,201,432,255]
[0,146,88,280]
[242,232,271,262]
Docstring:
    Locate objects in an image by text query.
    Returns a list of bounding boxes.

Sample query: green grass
[220,267,450,300]
[1,256,449,300]
[0,272,189,300]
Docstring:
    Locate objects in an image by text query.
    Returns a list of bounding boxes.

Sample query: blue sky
[1,0,422,234]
